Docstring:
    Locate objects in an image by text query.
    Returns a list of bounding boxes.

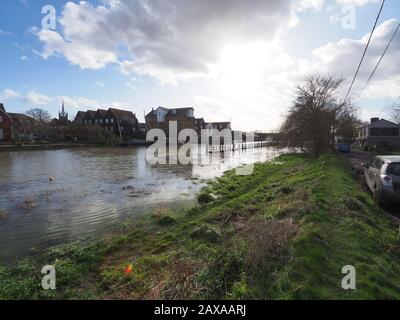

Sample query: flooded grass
[1,152,400,299]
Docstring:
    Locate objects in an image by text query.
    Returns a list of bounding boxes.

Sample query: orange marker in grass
[124,264,133,274]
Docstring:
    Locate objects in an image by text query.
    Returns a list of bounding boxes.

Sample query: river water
[0,146,288,262]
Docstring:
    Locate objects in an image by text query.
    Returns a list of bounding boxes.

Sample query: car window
[372,159,383,169]
[387,163,400,176]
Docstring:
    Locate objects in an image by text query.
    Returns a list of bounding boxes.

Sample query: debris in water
[22,197,37,210]
[0,209,8,221]
[49,176,54,182]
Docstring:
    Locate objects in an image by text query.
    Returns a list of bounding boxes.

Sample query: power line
[363,23,400,92]
[355,22,400,102]
[342,0,386,104]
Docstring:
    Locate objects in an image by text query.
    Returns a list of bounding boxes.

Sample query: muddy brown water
[0,146,289,262]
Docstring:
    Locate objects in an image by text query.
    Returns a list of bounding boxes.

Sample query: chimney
[0,103,5,112]
[370,118,379,123]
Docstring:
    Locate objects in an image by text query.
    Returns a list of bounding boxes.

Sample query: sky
[0,0,399,132]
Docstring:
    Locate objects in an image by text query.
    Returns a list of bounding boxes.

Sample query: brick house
[0,103,35,142]
[83,110,97,125]
[8,113,35,141]
[94,109,108,126]
[102,108,139,138]
[206,122,232,131]
[0,103,13,141]
[74,107,139,140]
[73,111,87,124]
[145,107,196,138]
[194,118,206,135]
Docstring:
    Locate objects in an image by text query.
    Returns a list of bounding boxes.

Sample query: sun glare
[218,43,268,101]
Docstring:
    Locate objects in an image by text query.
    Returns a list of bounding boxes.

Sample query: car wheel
[360,175,368,191]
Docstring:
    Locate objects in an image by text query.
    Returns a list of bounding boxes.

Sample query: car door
[370,159,383,190]
[364,159,375,189]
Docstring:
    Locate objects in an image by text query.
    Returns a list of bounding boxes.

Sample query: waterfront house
[0,103,36,142]
[145,106,196,138]
[94,109,108,126]
[357,118,400,148]
[8,113,35,141]
[0,103,13,141]
[83,110,97,125]
[74,107,139,139]
[206,122,232,131]
[73,111,87,124]
[195,118,206,135]
[103,108,139,138]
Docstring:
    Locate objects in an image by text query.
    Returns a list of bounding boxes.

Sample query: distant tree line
[25,108,119,145]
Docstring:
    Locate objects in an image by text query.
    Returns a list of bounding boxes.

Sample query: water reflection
[0,146,288,262]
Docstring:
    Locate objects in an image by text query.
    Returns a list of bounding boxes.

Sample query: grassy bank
[1,153,400,299]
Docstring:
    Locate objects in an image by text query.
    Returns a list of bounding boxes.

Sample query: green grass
[1,153,400,300]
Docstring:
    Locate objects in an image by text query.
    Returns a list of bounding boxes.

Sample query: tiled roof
[109,108,137,122]
[86,110,97,118]
[8,113,35,122]
[97,109,108,117]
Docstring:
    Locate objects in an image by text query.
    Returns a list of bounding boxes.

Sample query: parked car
[335,139,351,153]
[361,156,400,204]
[336,142,351,153]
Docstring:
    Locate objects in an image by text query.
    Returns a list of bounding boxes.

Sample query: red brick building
[0,103,35,142]
[73,107,140,139]
[0,104,13,141]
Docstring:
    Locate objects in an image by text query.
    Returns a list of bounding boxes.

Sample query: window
[111,119,114,123]
[99,119,103,124]
[387,163,400,176]
[95,119,98,124]
[370,127,399,137]
[0,115,2,122]
[105,119,109,123]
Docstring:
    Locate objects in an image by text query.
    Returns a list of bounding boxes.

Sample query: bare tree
[280,75,356,158]
[387,99,400,123]
[336,112,362,143]
[26,108,51,123]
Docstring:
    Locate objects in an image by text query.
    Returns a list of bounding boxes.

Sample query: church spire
[58,100,68,123]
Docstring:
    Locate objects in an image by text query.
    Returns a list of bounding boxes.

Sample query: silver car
[361,156,400,204]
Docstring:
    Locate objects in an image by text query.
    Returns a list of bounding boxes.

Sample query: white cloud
[58,96,132,113]
[1,89,20,100]
[37,29,117,69]
[297,0,325,12]
[336,0,379,7]
[21,56,28,61]
[23,91,53,105]
[34,0,322,83]
[310,19,400,99]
